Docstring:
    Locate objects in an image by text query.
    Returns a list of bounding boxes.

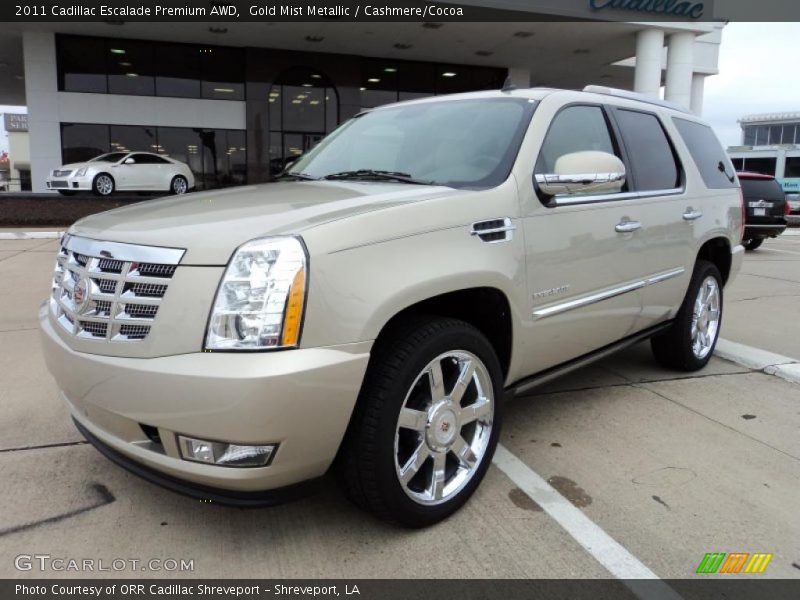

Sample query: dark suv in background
[738,172,788,251]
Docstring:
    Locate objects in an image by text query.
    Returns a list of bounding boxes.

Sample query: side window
[672,118,738,189]
[614,109,680,191]
[536,105,617,175]
[132,153,167,164]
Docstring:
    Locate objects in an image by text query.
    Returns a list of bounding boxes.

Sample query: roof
[736,171,776,180]
[739,112,800,125]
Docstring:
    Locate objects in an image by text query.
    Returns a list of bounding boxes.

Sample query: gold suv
[41,86,744,527]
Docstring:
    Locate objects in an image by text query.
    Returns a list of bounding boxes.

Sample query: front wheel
[651,260,723,371]
[743,237,764,251]
[170,175,189,195]
[340,317,503,527]
[92,173,115,197]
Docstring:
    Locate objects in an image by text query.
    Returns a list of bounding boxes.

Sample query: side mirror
[123,157,135,165]
[535,151,626,198]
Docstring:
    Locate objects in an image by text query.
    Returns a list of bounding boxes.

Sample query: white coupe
[47,152,195,197]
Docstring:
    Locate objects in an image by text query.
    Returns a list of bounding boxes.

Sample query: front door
[521,104,648,374]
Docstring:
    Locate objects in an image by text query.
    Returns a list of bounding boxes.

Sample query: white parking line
[492,445,683,599]
[0,231,64,240]
[715,338,800,384]
[760,247,800,256]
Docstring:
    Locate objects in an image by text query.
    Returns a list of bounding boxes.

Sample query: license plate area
[753,208,766,216]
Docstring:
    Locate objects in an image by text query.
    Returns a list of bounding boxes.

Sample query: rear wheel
[651,260,722,371]
[92,173,115,197]
[340,317,503,527]
[743,237,764,251]
[170,175,188,195]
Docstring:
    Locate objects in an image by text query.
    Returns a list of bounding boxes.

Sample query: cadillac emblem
[73,277,90,312]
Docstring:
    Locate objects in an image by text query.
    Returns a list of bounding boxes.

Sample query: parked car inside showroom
[738,171,788,250]
[46,151,195,197]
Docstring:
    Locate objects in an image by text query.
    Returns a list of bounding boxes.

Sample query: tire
[170,175,189,195]
[744,237,764,251]
[340,316,503,527]
[57,190,76,196]
[651,260,723,372]
[92,173,115,197]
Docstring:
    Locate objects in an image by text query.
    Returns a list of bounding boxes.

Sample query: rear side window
[740,178,785,201]
[672,118,737,189]
[615,109,680,191]
[537,105,617,174]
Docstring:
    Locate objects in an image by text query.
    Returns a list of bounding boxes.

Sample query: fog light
[178,436,276,468]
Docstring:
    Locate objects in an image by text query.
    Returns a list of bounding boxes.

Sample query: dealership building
[0,1,728,193]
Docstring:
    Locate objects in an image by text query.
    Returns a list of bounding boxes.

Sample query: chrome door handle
[683,208,703,221]
[615,220,642,233]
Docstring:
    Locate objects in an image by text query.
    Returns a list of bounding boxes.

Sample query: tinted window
[132,153,169,164]
[200,46,245,100]
[731,158,744,171]
[672,118,738,189]
[740,178,785,201]
[107,40,155,96]
[109,125,157,155]
[156,43,201,98]
[61,123,110,164]
[741,157,777,176]
[58,36,107,93]
[785,157,800,178]
[537,105,617,174]
[615,110,680,191]
[91,152,128,163]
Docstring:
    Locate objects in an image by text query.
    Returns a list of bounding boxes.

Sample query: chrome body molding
[470,217,516,243]
[533,267,686,320]
[551,187,684,207]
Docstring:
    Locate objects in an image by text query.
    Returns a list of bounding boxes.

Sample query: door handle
[683,208,703,221]
[615,220,642,233]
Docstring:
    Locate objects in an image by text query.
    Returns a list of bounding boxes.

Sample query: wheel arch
[696,237,732,285]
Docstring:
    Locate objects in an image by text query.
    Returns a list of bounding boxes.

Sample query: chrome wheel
[95,175,114,196]
[172,177,188,195]
[394,350,494,506]
[691,275,720,359]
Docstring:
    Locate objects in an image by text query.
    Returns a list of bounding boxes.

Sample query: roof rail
[582,85,691,114]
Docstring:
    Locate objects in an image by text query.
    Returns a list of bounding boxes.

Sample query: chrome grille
[50,235,184,343]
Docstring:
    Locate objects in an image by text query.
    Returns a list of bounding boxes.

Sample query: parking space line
[492,445,683,599]
[0,231,64,240]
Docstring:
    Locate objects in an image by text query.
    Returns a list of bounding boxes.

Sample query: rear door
[608,107,693,331]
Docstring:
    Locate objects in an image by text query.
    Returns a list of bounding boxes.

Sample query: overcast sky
[2,23,799,155]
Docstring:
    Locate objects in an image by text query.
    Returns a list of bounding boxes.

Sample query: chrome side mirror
[123,157,135,165]
[536,151,626,197]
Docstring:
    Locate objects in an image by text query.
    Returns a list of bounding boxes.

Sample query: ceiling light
[359,87,366,91]
[513,31,534,38]
[310,74,321,79]
[292,99,302,104]
[125,73,138,77]
[384,67,397,73]
[208,27,228,34]
[422,23,443,29]
[368,78,380,83]
[110,48,126,54]
[305,35,324,43]
[393,43,412,50]
[214,88,235,93]
[441,72,457,78]
[119,62,132,67]
[302,83,313,87]
[310,100,320,105]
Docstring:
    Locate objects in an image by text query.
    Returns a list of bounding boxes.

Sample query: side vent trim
[470,218,516,244]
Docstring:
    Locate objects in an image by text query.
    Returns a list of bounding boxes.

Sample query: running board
[506,322,673,397]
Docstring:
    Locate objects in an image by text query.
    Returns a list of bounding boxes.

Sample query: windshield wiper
[279,171,319,181]
[322,169,433,185]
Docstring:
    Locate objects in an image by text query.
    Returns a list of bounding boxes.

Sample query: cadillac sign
[590,0,705,19]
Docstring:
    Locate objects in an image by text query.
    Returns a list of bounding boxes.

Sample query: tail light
[738,187,746,241]
[786,200,791,216]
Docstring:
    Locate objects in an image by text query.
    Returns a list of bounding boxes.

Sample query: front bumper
[40,308,371,495]
[46,177,92,191]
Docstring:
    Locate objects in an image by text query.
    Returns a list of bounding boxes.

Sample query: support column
[664,32,696,110]
[633,28,664,98]
[690,73,705,116]
[23,31,61,193]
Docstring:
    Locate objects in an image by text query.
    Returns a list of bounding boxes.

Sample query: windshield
[288,98,536,189]
[90,152,129,163]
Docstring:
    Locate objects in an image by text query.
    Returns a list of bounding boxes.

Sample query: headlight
[205,236,307,350]
[76,167,88,177]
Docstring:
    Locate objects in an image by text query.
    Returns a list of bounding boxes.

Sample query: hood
[70,181,459,264]
[54,162,89,172]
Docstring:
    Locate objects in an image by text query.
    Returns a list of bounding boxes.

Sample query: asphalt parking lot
[0,232,798,580]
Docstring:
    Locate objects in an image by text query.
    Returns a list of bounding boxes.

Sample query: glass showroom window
[109,125,157,155]
[157,43,202,99]
[200,46,245,100]
[57,36,107,93]
[61,123,110,164]
[107,39,155,96]
[785,157,800,178]
[157,127,205,186]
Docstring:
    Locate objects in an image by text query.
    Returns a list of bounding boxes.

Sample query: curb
[0,231,64,240]
[715,338,800,384]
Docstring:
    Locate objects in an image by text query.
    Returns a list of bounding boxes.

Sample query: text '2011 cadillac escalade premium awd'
[40,86,744,527]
